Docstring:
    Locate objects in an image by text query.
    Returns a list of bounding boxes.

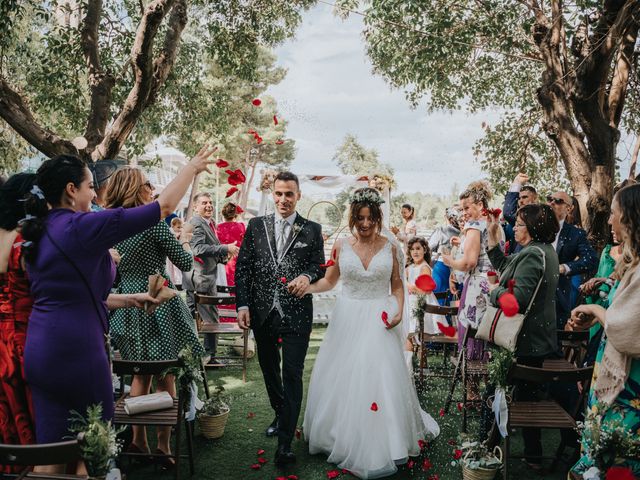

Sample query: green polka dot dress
[110,220,204,361]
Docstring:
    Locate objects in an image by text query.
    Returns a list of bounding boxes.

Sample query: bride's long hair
[348,188,384,236]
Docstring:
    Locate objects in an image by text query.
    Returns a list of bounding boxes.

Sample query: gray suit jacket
[183,215,228,294]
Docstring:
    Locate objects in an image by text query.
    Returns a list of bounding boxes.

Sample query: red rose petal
[482,207,502,218]
[250,464,261,470]
[415,274,436,292]
[246,411,255,419]
[275,139,284,145]
[418,439,427,450]
[381,311,390,328]
[453,449,463,459]
[448,439,456,445]
[507,278,516,294]
[215,158,229,168]
[248,129,257,135]
[341,469,351,475]
[370,402,378,411]
[163,279,169,287]
[498,293,519,317]
[194,256,204,265]
[437,322,456,337]
[487,271,497,278]
[225,187,238,198]
[457,402,463,412]
[235,205,244,214]
[429,475,440,480]
[276,477,287,480]
[422,458,432,471]
[277,337,283,344]
[320,260,336,269]
[257,457,267,464]
[327,470,341,479]
[606,466,636,480]
[439,408,445,417]
[288,476,299,480]
[256,449,265,455]
[273,115,278,125]
[407,459,415,469]
[295,428,302,439]
[280,277,287,283]
[252,98,261,106]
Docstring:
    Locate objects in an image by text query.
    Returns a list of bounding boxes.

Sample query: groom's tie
[277,219,289,256]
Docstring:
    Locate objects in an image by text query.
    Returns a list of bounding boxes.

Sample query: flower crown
[348,189,385,206]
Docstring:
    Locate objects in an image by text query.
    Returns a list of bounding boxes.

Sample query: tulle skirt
[304,294,440,479]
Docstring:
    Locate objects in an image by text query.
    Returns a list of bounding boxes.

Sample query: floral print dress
[457,220,494,360]
[572,279,640,476]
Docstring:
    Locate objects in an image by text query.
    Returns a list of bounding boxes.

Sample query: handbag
[476,246,546,352]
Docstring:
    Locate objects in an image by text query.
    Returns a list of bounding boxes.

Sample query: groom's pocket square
[293,241,308,249]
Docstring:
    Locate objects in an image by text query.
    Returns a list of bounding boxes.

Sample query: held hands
[287,275,311,298]
[390,226,400,235]
[237,309,251,330]
[226,243,240,257]
[567,304,604,331]
[189,145,218,174]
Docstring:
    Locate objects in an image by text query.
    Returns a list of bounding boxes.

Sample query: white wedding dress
[303,239,440,479]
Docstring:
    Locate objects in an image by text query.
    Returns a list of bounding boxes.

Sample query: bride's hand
[386,313,402,330]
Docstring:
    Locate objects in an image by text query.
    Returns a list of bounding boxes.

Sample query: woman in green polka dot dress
[106,167,204,465]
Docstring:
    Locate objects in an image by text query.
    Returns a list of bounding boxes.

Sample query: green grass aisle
[130,327,569,480]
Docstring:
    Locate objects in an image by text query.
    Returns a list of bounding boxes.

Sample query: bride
[300,188,440,479]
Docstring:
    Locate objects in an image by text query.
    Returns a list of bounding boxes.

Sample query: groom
[236,171,325,465]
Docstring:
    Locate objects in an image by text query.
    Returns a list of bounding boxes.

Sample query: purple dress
[24,203,160,443]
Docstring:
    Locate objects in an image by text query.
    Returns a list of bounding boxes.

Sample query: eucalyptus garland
[487,347,514,389]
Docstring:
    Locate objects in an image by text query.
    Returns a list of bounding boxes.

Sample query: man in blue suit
[503,173,538,254]
[547,191,598,328]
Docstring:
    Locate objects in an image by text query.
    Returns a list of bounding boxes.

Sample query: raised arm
[442,228,480,272]
[156,145,216,218]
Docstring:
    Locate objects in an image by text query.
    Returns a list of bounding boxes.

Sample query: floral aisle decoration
[68,404,124,479]
[368,173,396,192]
[451,435,502,480]
[578,402,640,480]
[486,348,514,438]
[258,169,279,192]
[197,385,231,439]
[162,346,204,421]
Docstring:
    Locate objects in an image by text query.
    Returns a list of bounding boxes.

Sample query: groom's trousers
[253,311,310,447]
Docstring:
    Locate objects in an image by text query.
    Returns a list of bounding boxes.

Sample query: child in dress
[405,237,447,370]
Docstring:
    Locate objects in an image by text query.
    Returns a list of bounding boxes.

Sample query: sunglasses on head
[546,196,566,205]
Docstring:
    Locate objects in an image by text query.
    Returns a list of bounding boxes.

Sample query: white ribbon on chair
[493,387,509,437]
[185,381,204,421]
[583,467,601,480]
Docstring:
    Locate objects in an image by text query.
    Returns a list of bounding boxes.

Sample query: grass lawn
[127,327,573,480]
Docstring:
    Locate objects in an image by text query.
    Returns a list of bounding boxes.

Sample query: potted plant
[197,385,230,439]
[453,436,503,480]
[68,404,124,479]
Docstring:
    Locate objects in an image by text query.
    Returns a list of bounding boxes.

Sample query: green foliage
[452,435,502,470]
[332,133,393,177]
[487,347,514,389]
[0,125,35,174]
[198,385,230,417]
[68,404,124,477]
[1,0,313,161]
[390,188,461,230]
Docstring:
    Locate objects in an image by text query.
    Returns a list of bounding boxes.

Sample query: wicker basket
[461,446,502,480]
[198,409,230,439]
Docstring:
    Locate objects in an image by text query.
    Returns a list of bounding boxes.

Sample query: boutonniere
[292,224,303,235]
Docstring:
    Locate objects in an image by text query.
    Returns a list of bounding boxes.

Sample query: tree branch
[608,9,640,127]
[0,77,77,158]
[81,0,116,151]
[147,0,188,106]
[91,0,177,161]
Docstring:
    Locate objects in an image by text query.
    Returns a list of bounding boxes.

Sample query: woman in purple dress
[21,147,215,446]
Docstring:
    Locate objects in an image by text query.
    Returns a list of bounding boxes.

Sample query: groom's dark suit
[236,212,324,447]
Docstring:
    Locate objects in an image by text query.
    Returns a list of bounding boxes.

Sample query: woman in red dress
[0,173,37,462]
[215,203,246,322]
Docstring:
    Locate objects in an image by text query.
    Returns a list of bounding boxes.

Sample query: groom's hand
[287,275,311,298]
[237,309,251,330]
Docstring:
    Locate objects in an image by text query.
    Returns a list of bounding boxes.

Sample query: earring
[71,200,76,207]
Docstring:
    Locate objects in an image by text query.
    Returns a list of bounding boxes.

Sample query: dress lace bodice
[339,239,392,299]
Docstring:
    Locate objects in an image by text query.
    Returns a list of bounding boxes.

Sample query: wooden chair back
[194,293,236,307]
[422,303,459,316]
[509,363,593,384]
[0,439,81,467]
[216,285,236,294]
[112,358,180,378]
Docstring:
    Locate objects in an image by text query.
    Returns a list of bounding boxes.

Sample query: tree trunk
[241,157,259,212]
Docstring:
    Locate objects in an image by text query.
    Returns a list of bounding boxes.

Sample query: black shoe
[265,416,280,437]
[274,444,296,466]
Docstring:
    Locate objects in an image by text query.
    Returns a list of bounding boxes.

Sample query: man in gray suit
[185,192,239,362]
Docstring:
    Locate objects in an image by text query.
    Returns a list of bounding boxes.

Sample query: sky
[265,2,499,198]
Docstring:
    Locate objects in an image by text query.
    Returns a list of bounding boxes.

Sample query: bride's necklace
[352,234,382,266]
